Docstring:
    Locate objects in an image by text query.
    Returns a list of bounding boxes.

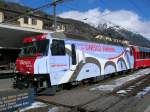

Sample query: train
[14,32,150,92]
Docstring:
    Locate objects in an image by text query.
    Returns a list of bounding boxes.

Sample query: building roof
[0,23,50,48]
[0,0,68,24]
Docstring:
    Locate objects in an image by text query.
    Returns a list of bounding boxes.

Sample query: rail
[0,70,15,79]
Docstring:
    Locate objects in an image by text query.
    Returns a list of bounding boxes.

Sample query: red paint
[81,44,115,52]
[51,64,67,67]
[108,50,126,60]
[23,38,33,43]
[16,56,36,75]
[135,59,150,68]
[132,46,150,69]
[23,34,47,43]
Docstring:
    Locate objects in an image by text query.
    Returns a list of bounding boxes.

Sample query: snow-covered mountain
[96,23,150,47]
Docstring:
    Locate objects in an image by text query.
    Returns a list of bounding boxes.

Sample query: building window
[24,17,28,24]
[31,18,37,25]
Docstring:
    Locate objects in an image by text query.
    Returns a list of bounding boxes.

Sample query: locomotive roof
[50,32,129,46]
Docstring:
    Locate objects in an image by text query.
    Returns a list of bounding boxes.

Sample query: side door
[49,40,78,85]
[50,39,69,72]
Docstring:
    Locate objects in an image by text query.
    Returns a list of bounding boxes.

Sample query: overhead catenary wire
[58,1,138,35]
[60,6,132,42]
[0,0,147,38]
[0,0,65,24]
[95,0,147,37]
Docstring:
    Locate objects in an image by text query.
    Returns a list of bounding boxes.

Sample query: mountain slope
[97,23,150,47]
[1,0,150,47]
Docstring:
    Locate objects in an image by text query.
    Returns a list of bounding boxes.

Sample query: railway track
[35,68,150,112]
[2,68,150,112]
[69,76,150,112]
[116,75,150,97]
[0,73,15,79]
[73,86,149,112]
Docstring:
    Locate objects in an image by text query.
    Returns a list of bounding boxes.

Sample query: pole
[53,0,57,31]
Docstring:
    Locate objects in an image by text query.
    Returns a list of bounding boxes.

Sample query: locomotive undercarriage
[13,73,51,90]
[13,69,134,95]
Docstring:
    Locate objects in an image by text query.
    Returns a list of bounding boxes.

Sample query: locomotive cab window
[19,39,49,57]
[51,39,66,56]
[130,48,133,56]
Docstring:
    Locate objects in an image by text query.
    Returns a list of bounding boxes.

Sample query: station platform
[36,68,150,112]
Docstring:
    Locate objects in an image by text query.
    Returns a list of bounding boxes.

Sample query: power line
[56,1,131,32]
[95,0,146,37]
[66,1,142,36]
[59,3,138,39]
[0,0,146,37]
[0,0,65,24]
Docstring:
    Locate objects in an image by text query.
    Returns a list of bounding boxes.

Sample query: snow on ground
[20,102,67,112]
[144,105,150,112]
[116,90,128,96]
[90,69,150,92]
[136,86,150,98]
[20,102,48,112]
[116,90,128,94]
[90,85,116,91]
[48,107,60,112]
[48,106,71,112]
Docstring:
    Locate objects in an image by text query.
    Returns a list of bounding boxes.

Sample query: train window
[138,52,140,59]
[71,44,77,65]
[130,48,133,56]
[146,52,148,58]
[140,52,143,59]
[20,40,49,57]
[51,39,66,56]
[145,52,147,59]
[142,52,144,59]
[144,52,146,59]
[136,53,139,59]
[139,53,141,59]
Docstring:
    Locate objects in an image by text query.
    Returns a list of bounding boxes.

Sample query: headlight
[34,77,38,81]
[15,71,19,73]
[26,71,30,74]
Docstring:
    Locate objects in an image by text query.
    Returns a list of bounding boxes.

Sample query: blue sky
[6,0,150,39]
[7,0,150,20]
